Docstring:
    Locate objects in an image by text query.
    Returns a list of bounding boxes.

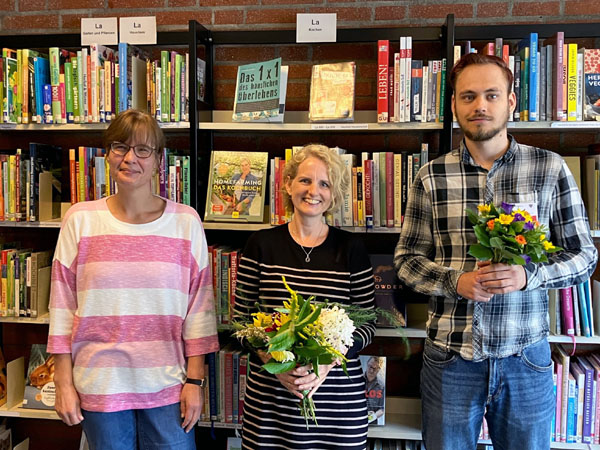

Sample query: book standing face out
[360,354,386,426]
[22,344,55,410]
[232,58,282,122]
[309,62,356,122]
[204,151,268,223]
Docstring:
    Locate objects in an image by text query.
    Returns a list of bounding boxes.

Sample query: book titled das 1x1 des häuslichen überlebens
[204,151,268,223]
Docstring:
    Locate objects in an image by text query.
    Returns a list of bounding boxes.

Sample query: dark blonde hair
[104,109,165,163]
[282,144,349,214]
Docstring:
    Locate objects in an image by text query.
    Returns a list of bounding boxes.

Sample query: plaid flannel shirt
[394,136,597,361]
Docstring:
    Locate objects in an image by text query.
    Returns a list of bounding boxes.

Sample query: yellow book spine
[8,155,15,221]
[357,166,364,227]
[567,43,578,121]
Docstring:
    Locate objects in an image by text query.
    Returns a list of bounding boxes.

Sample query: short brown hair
[104,109,165,159]
[282,144,349,214]
[450,53,514,94]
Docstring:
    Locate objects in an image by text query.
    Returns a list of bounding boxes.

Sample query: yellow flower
[274,313,290,328]
[543,241,555,251]
[540,234,546,241]
[270,351,295,363]
[478,204,491,214]
[252,312,272,328]
[498,214,514,225]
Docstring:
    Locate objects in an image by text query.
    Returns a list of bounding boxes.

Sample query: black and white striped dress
[233,225,376,450]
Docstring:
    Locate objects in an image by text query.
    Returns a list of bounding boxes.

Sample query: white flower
[234,326,268,343]
[318,306,355,353]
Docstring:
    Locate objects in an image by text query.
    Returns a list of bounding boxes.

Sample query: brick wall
[1,0,600,34]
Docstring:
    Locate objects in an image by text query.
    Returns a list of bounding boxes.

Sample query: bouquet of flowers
[233,277,391,428]
[465,202,562,265]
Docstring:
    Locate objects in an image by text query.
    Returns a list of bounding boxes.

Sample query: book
[369,254,407,327]
[248,65,288,123]
[360,355,386,426]
[0,347,5,407]
[583,49,600,121]
[309,62,356,122]
[204,151,268,223]
[377,40,390,123]
[232,57,282,121]
[22,344,55,410]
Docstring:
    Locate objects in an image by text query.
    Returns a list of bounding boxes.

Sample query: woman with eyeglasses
[48,109,219,450]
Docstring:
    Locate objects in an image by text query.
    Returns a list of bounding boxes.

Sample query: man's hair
[450,53,514,94]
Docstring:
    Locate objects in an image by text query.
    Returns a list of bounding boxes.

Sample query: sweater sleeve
[345,237,376,359]
[48,213,80,354]
[182,216,220,357]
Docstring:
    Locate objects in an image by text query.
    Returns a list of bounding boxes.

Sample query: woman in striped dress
[234,144,376,450]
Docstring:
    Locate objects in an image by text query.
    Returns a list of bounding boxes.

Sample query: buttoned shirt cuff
[446,270,464,300]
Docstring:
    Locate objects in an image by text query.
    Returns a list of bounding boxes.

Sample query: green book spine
[175,53,182,122]
[182,156,190,206]
[72,57,80,123]
[379,152,386,227]
[64,61,74,123]
[439,58,447,122]
[161,51,169,122]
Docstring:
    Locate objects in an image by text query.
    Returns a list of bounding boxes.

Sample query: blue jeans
[421,338,554,450]
[81,403,196,450]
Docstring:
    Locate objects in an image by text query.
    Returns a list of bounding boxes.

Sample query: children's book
[583,49,600,121]
[232,58,281,121]
[360,354,386,426]
[22,344,55,410]
[309,62,356,122]
[204,151,268,223]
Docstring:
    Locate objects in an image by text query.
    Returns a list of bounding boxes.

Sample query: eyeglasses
[110,142,155,159]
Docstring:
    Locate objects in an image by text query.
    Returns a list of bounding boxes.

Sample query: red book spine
[87,54,92,123]
[377,40,389,123]
[229,250,238,320]
[274,157,281,224]
[484,42,495,56]
[385,152,394,227]
[502,44,510,65]
[560,287,575,336]
[14,153,20,222]
[278,160,286,224]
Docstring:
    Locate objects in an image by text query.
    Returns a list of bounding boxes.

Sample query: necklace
[291,222,325,263]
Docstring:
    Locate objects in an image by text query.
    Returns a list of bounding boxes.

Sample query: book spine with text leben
[377,40,389,123]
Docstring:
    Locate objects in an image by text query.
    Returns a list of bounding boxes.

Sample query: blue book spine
[567,378,577,443]
[529,32,539,121]
[207,352,217,421]
[42,84,53,124]
[33,57,49,121]
[577,283,591,337]
[118,42,127,114]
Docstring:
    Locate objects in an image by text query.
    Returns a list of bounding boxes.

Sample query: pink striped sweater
[48,197,219,412]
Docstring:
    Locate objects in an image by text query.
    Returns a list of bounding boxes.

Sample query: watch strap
[185,377,206,387]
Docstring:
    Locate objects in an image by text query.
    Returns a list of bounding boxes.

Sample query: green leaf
[489,237,504,249]
[465,208,480,225]
[263,360,297,374]
[512,255,526,265]
[468,244,493,260]
[512,221,525,233]
[268,329,296,352]
[297,305,323,330]
[473,225,491,247]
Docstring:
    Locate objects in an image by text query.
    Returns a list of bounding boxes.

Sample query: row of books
[68,147,191,206]
[552,346,600,444]
[200,344,247,424]
[550,280,599,338]
[377,39,447,123]
[583,155,600,230]
[0,144,191,223]
[1,44,197,125]
[208,245,241,326]
[0,244,51,318]
[204,146,429,228]
[453,34,600,122]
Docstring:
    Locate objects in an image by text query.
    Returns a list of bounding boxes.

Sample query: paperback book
[205,151,268,223]
[232,58,281,121]
[22,344,55,410]
[360,355,386,426]
[584,49,600,121]
[309,62,356,122]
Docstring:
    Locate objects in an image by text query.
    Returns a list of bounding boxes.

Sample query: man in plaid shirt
[395,53,597,450]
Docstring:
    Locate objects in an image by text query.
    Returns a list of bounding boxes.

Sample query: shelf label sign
[81,18,118,46]
[296,13,336,43]
[119,16,157,45]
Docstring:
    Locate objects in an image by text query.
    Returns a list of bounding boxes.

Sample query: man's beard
[458,109,510,142]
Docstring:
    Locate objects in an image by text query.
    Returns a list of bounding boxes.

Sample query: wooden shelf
[0,220,61,228]
[0,404,60,420]
[0,122,189,131]
[0,314,49,325]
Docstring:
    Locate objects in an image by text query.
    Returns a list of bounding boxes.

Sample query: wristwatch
[185,377,206,387]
